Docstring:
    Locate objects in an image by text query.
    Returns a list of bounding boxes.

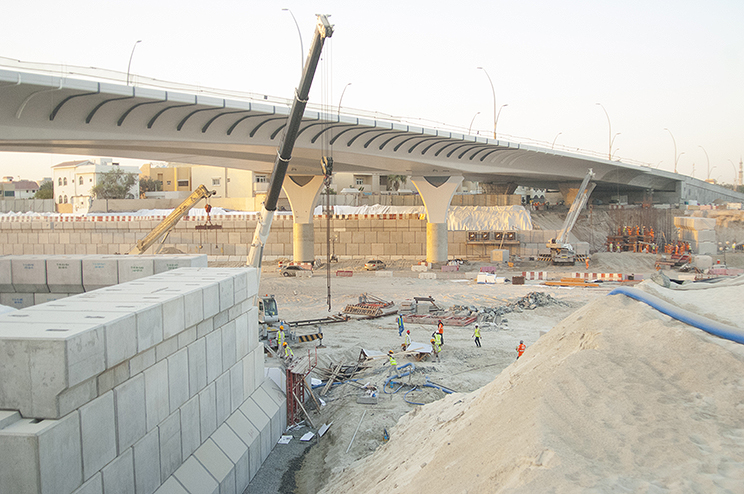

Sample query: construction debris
[343,293,394,316]
[402,314,477,326]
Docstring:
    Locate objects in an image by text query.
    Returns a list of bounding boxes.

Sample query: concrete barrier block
[0,257,12,292]
[213,309,228,332]
[230,361,244,414]
[252,385,281,443]
[490,249,509,263]
[375,270,393,277]
[156,336,178,362]
[199,382,217,443]
[183,288,204,329]
[697,241,717,255]
[203,284,220,319]
[11,256,49,293]
[187,338,207,399]
[168,349,189,413]
[242,352,256,399]
[136,305,164,352]
[418,272,437,279]
[246,307,258,354]
[46,256,84,293]
[206,329,222,384]
[82,257,119,291]
[219,278,234,312]
[158,411,182,482]
[162,296,185,340]
[118,257,155,283]
[1,292,34,309]
[252,347,263,394]
[34,292,69,305]
[114,373,147,454]
[233,271,248,304]
[0,411,83,494]
[215,372,231,426]
[145,360,170,431]
[221,320,237,372]
[226,408,260,482]
[239,398,271,463]
[129,347,156,376]
[172,457,218,494]
[180,395,200,459]
[193,439,235,494]
[79,391,117,480]
[177,325,196,350]
[101,447,134,494]
[235,313,249,360]
[212,423,250,491]
[72,473,102,494]
[133,428,161,494]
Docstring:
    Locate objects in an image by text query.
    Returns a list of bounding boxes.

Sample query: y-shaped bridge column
[410,176,463,264]
[282,175,325,263]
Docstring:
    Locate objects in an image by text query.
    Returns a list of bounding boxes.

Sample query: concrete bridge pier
[282,175,325,263]
[410,175,463,264]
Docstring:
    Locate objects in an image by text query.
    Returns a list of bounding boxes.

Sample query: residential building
[139,163,192,192]
[52,159,140,213]
[0,178,40,199]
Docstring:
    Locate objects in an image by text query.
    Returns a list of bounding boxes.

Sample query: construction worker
[473,325,481,348]
[205,203,212,225]
[585,257,590,270]
[437,320,444,345]
[402,329,411,351]
[283,341,294,361]
[276,325,285,349]
[516,340,526,359]
[434,331,442,352]
[397,314,405,336]
[387,350,397,367]
[430,338,440,362]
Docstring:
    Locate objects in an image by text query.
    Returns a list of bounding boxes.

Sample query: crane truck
[545,169,595,265]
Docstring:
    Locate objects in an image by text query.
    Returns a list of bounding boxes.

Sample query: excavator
[545,169,595,265]
[128,184,216,255]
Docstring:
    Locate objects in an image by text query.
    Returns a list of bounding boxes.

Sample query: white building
[52,159,140,213]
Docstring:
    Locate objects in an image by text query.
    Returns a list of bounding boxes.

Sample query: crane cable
[320,38,333,312]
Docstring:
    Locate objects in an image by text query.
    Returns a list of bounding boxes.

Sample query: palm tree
[386,174,407,192]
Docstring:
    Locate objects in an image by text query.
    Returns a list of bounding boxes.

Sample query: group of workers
[276,325,294,362]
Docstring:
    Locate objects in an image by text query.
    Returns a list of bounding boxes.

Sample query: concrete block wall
[0,254,207,309]
[0,267,286,494]
[674,216,717,255]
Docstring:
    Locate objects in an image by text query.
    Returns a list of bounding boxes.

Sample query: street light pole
[126,40,142,86]
[494,104,508,140]
[664,128,680,173]
[468,111,480,135]
[551,132,562,149]
[282,8,304,72]
[477,67,497,139]
[699,145,711,181]
[728,159,738,187]
[611,132,621,158]
[337,82,352,120]
[595,103,612,160]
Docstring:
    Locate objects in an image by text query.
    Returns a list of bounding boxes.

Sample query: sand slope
[319,282,744,493]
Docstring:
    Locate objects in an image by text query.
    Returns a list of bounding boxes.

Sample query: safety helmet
[430,339,435,343]
[283,342,287,347]
[388,350,394,354]
[406,330,410,334]
[280,325,284,330]
[520,340,524,344]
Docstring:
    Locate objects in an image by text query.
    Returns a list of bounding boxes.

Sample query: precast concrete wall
[0,267,285,494]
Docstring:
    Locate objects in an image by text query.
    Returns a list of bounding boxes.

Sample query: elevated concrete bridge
[1,67,741,262]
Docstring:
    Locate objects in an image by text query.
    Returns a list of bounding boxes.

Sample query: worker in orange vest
[516,340,526,359]
[437,320,444,345]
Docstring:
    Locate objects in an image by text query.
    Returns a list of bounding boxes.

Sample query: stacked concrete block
[674,217,717,255]
[46,256,85,293]
[0,257,13,292]
[11,255,49,292]
[0,267,284,494]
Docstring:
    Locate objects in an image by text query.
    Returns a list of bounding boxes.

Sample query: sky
[1,0,742,184]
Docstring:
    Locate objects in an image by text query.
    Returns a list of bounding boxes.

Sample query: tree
[34,181,53,199]
[139,177,163,197]
[90,168,137,199]
[386,174,407,191]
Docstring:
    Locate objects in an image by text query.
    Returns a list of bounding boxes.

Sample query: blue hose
[404,386,424,405]
[608,286,744,345]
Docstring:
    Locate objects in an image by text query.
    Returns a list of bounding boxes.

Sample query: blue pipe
[383,363,417,392]
[404,386,424,405]
[608,286,744,345]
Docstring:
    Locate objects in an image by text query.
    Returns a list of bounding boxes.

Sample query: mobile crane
[128,184,215,255]
[546,169,595,265]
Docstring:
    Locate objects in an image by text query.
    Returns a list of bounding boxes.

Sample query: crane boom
[128,184,215,255]
[546,169,595,265]
[247,14,334,268]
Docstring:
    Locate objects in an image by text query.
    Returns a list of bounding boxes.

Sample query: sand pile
[318,281,744,493]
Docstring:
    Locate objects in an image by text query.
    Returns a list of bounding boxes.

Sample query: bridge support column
[282,175,325,263]
[410,175,463,264]
[480,182,518,195]
[558,183,584,205]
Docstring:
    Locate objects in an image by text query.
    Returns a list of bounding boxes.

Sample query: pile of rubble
[453,292,568,327]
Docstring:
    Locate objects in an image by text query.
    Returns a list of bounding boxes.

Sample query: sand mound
[319,283,744,493]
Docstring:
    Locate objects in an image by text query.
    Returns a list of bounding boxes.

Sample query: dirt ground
[241,252,687,493]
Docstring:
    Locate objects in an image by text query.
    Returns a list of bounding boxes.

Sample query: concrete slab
[117,257,154,283]
[193,439,235,494]
[187,338,207,399]
[218,279,234,312]
[205,329,222,383]
[72,473,103,494]
[101,447,135,494]
[153,476,189,494]
[46,256,84,293]
[229,362,244,414]
[168,348,189,413]
[82,257,119,291]
[199,382,217,443]
[114,373,147,454]
[215,372,231,426]
[242,352,256,400]
[212,423,250,492]
[34,292,69,305]
[239,398,271,463]
[172,456,218,494]
[145,360,170,431]
[133,428,161,494]
[158,411,182,482]
[221,319,237,371]
[11,255,49,293]
[153,255,208,274]
[79,391,117,480]
[180,394,200,459]
[162,296,185,340]
[225,409,260,482]
[252,385,281,443]
[183,287,204,329]
[235,313,248,360]
[0,292,34,309]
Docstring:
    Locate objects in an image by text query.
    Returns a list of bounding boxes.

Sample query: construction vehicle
[247,15,333,270]
[545,169,595,265]
[128,184,216,255]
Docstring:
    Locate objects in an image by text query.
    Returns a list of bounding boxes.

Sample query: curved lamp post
[494,104,508,140]
[282,8,304,72]
[126,40,142,86]
[551,132,562,149]
[728,159,738,187]
[699,145,711,180]
[477,67,497,139]
[664,128,682,174]
[337,82,352,120]
[595,103,612,160]
[468,111,480,135]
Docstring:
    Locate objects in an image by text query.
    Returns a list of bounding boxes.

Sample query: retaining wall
[0,267,285,494]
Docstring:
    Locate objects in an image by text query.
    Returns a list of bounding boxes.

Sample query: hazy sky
[1,0,742,183]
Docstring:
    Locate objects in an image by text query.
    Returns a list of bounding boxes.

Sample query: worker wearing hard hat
[430,338,440,362]
[516,340,526,359]
[437,320,444,345]
[402,330,411,351]
[283,341,294,361]
[387,350,397,367]
[277,325,285,349]
[397,314,405,336]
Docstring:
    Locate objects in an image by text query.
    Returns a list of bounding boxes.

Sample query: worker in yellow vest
[473,325,481,348]
[387,350,397,367]
[430,338,440,362]
[276,325,285,349]
[402,329,411,351]
[283,341,294,361]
